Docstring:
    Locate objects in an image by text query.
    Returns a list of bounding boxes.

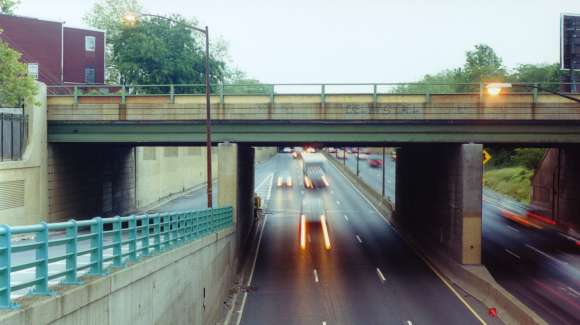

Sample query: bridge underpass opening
[40,140,580,325]
[231,143,498,325]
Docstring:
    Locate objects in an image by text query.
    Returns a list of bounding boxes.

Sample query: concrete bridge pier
[532,147,580,232]
[218,143,255,257]
[395,143,483,265]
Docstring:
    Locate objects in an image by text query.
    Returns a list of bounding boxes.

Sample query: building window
[27,63,39,80]
[84,67,96,84]
[85,35,96,52]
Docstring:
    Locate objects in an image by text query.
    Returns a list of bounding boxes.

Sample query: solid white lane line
[504,249,520,259]
[507,225,520,233]
[344,214,349,222]
[376,267,386,282]
[328,161,487,325]
[526,244,568,266]
[235,215,268,325]
[314,269,319,283]
[356,235,363,244]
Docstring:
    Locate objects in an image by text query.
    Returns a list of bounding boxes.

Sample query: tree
[0,34,37,107]
[83,0,143,83]
[463,44,506,82]
[223,68,273,94]
[112,15,226,91]
[395,44,507,93]
[0,0,19,14]
[509,63,564,92]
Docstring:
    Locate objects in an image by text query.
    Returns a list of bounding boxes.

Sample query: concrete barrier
[0,227,236,325]
[324,152,547,325]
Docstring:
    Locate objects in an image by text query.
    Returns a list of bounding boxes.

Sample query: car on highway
[336,150,348,159]
[326,147,337,153]
[282,147,292,153]
[277,172,293,187]
[368,159,383,168]
[302,153,329,189]
[292,147,303,159]
[299,197,331,250]
[357,153,369,160]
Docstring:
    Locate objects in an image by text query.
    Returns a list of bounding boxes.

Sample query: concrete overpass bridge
[43,82,580,263]
[46,83,580,144]
[1,83,579,324]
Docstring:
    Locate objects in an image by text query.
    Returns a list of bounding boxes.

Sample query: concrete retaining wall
[0,227,236,325]
[135,146,217,209]
[0,83,48,226]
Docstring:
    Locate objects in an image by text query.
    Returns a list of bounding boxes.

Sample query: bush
[483,167,533,203]
[511,148,545,170]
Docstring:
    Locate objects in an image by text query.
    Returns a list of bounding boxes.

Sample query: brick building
[0,14,105,85]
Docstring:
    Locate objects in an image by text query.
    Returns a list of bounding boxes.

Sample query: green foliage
[393,68,467,94]
[111,16,225,91]
[0,0,19,14]
[83,0,143,83]
[511,148,546,170]
[484,167,533,203]
[508,63,565,92]
[223,70,273,94]
[396,43,507,93]
[83,0,142,40]
[484,146,546,170]
[0,36,37,107]
[463,44,506,82]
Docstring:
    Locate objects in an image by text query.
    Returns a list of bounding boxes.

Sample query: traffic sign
[483,150,492,165]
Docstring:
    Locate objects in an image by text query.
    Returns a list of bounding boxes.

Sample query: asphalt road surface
[239,153,488,324]
[341,152,580,325]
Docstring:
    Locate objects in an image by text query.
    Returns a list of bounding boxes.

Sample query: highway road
[341,151,580,325]
[238,153,491,324]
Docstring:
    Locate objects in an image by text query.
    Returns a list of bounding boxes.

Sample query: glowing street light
[485,82,580,104]
[486,83,512,96]
[122,12,138,26]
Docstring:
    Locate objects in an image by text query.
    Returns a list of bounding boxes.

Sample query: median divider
[324,152,547,325]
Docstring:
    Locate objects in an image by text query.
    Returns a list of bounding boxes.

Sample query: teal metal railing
[46,82,579,106]
[0,207,233,309]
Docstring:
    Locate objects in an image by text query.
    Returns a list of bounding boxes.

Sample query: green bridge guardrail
[0,207,233,309]
[46,82,578,102]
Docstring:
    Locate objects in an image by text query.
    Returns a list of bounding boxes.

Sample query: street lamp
[486,82,580,104]
[123,12,214,208]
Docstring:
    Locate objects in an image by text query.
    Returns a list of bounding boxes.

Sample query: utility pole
[382,147,386,197]
[356,147,360,176]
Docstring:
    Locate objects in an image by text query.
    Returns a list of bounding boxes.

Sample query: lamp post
[123,12,214,208]
[486,82,580,104]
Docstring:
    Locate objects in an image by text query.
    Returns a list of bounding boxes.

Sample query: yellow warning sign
[483,150,492,165]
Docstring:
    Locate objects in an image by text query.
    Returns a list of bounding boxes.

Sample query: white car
[357,153,369,160]
[283,147,292,153]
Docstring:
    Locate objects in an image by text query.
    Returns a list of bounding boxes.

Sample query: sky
[14,0,580,83]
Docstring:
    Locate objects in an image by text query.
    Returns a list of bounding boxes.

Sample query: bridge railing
[0,207,233,309]
[47,82,578,103]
